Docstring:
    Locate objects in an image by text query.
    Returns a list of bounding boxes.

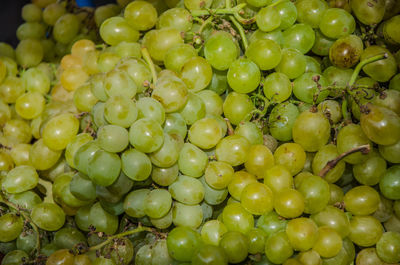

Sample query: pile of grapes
[0,0,400,264]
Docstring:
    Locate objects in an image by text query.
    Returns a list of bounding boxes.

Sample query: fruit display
[0,0,400,264]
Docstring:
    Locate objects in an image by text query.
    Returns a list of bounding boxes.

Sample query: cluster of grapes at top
[0,0,399,265]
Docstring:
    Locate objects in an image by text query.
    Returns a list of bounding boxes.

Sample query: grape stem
[229,16,249,50]
[341,97,350,121]
[318,144,371,177]
[191,3,247,19]
[141,47,157,85]
[88,226,152,252]
[348,53,387,87]
[0,197,41,255]
[224,118,234,135]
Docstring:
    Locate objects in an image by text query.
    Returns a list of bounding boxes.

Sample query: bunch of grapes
[0,0,400,264]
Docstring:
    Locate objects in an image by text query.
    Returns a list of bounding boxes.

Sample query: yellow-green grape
[60,66,89,92]
[16,39,43,68]
[42,113,80,151]
[124,0,158,31]
[265,231,294,264]
[88,202,118,235]
[240,182,274,215]
[343,185,380,215]
[65,133,93,169]
[215,135,251,166]
[274,188,305,219]
[31,203,65,231]
[152,76,189,113]
[336,124,371,164]
[178,92,206,125]
[274,143,306,175]
[312,144,345,183]
[201,220,227,246]
[184,0,213,10]
[21,67,50,95]
[73,83,98,112]
[349,215,383,247]
[2,165,38,194]
[311,205,350,238]
[244,144,275,179]
[188,117,223,149]
[178,143,208,178]
[0,76,24,104]
[15,92,45,120]
[180,56,213,92]
[228,171,258,201]
[10,143,31,166]
[172,202,203,229]
[142,28,183,62]
[313,226,342,258]
[222,203,254,234]
[3,119,32,144]
[223,92,255,125]
[264,165,294,194]
[286,217,318,251]
[123,189,149,218]
[0,213,23,242]
[121,149,151,181]
[205,161,234,190]
[169,175,204,205]
[144,189,172,219]
[29,138,62,171]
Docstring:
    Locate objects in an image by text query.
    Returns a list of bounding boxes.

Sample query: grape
[167,226,202,262]
[351,0,385,25]
[152,75,189,113]
[172,202,203,228]
[376,232,400,263]
[329,34,363,68]
[142,28,183,62]
[43,3,67,26]
[337,123,371,164]
[222,203,254,234]
[319,8,356,39]
[275,48,307,79]
[220,231,249,264]
[97,125,129,153]
[181,56,213,92]
[0,213,23,243]
[42,113,80,151]
[100,17,140,46]
[223,92,255,125]
[379,139,400,163]
[30,138,62,171]
[246,39,282,71]
[274,188,305,219]
[313,226,342,258]
[296,0,328,28]
[164,44,197,73]
[286,217,318,251]
[31,203,65,232]
[353,151,387,185]
[249,29,284,45]
[297,174,330,214]
[379,165,400,200]
[144,189,172,219]
[104,95,138,128]
[16,22,46,41]
[53,14,80,44]
[360,46,397,82]
[256,6,281,32]
[292,110,330,152]
[216,135,251,166]
[383,15,400,45]
[274,143,306,175]
[2,165,38,194]
[158,7,192,32]
[179,92,206,125]
[311,206,350,238]
[204,31,239,71]
[349,215,383,247]
[262,72,292,103]
[312,144,345,183]
[241,182,274,215]
[188,117,222,149]
[227,58,261,94]
[124,1,158,31]
[88,202,118,235]
[283,23,315,54]
[344,185,380,215]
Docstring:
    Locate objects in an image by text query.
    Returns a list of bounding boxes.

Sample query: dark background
[0,0,115,47]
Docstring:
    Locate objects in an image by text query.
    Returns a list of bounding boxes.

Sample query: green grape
[360,46,397,82]
[204,31,239,71]
[97,125,129,153]
[100,17,140,46]
[53,227,86,250]
[169,175,205,205]
[276,0,297,30]
[265,231,294,264]
[219,231,249,264]
[104,95,138,128]
[304,55,322,73]
[104,70,137,99]
[246,39,281,71]
[97,50,120,73]
[223,92,255,125]
[16,229,37,254]
[222,203,254,234]
[179,92,206,125]
[22,67,50,95]
[152,75,188,113]
[0,213,23,242]
[172,202,203,228]
[0,77,24,104]
[319,8,356,39]
[353,151,387,185]
[31,203,65,231]
[262,72,292,103]
[120,149,151,181]
[167,226,202,262]
[293,72,329,104]
[257,211,288,237]
[206,69,229,95]
[216,135,251,166]
[389,74,400,91]
[234,122,263,145]
[163,113,187,139]
[188,117,222,149]
[286,217,318,251]
[268,102,299,141]
[296,0,328,28]
[92,257,116,265]
[129,118,164,153]
[227,58,261,94]
[30,139,62,171]
[180,56,213,92]
[274,188,305,219]
[199,176,228,205]
[16,22,46,40]
[376,232,400,263]
[256,6,281,32]
[197,90,223,117]
[329,34,363,68]
[53,14,80,44]
[1,250,29,265]
[383,15,400,45]
[123,189,149,218]
[228,171,258,200]
[312,144,345,183]
[246,228,267,255]
[2,165,38,194]
[356,247,387,265]
[292,110,331,152]
[349,215,383,247]
[313,226,342,258]
[69,172,96,201]
[43,3,66,26]
[379,139,400,163]
[94,4,121,27]
[73,83,98,112]
[240,182,274,215]
[311,205,350,238]
[177,143,207,177]
[336,124,371,164]
[52,173,90,208]
[144,189,172,219]
[201,219,227,246]
[89,202,118,235]
[360,104,400,146]
[88,150,121,187]
[373,89,400,116]
[298,174,330,214]
[275,48,307,79]
[318,99,342,123]
[344,185,380,215]
[164,44,197,73]
[137,98,165,126]
[42,113,80,151]
[142,28,183,62]
[158,7,192,32]
[114,41,141,58]
[73,140,100,175]
[124,0,158,31]
[89,74,107,102]
[0,43,15,59]
[283,23,315,54]
[21,3,42,22]
[192,244,228,265]
[351,0,385,25]
[379,165,400,200]
[8,191,41,211]
[274,143,306,176]
[264,165,293,193]
[3,119,32,144]
[151,164,179,186]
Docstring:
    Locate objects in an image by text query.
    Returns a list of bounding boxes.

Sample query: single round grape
[286,217,318,251]
[53,14,80,44]
[172,202,203,228]
[42,113,80,151]
[88,202,118,235]
[94,4,121,27]
[283,23,315,54]
[178,143,208,178]
[227,58,261,94]
[204,31,239,71]
[124,1,157,31]
[265,231,294,264]
[0,213,23,242]
[219,231,249,264]
[296,0,328,28]
[180,56,213,92]
[169,175,204,205]
[43,3,66,25]
[379,139,400,163]
[31,203,65,231]
[142,28,183,62]
[353,151,387,186]
[164,43,197,73]
[344,185,380,215]
[311,205,350,238]
[379,165,400,200]
[292,110,331,152]
[246,39,282,71]
[351,0,385,25]
[167,226,202,262]
[30,138,62,171]
[274,188,305,219]
[275,48,307,79]
[349,215,383,247]
[222,203,254,234]
[2,165,38,194]
[256,6,281,32]
[88,150,121,187]
[360,46,397,82]
[313,226,342,258]
[274,143,306,176]
[376,231,400,263]
[158,7,192,32]
[262,72,292,103]
[192,244,228,265]
[249,29,284,45]
[297,174,330,214]
[16,22,46,40]
[179,92,206,125]
[152,76,188,113]
[319,8,356,39]
[269,102,299,141]
[129,118,164,153]
[16,39,43,68]
[188,117,222,149]
[241,182,274,215]
[144,189,172,219]
[336,123,371,164]
[223,92,255,125]
[0,77,24,104]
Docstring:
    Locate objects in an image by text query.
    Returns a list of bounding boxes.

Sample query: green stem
[342,97,350,121]
[2,199,41,255]
[141,47,157,84]
[198,16,214,34]
[88,226,152,252]
[229,16,249,50]
[226,0,231,8]
[348,53,386,87]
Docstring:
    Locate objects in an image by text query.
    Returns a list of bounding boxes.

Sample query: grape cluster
[0,0,400,265]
